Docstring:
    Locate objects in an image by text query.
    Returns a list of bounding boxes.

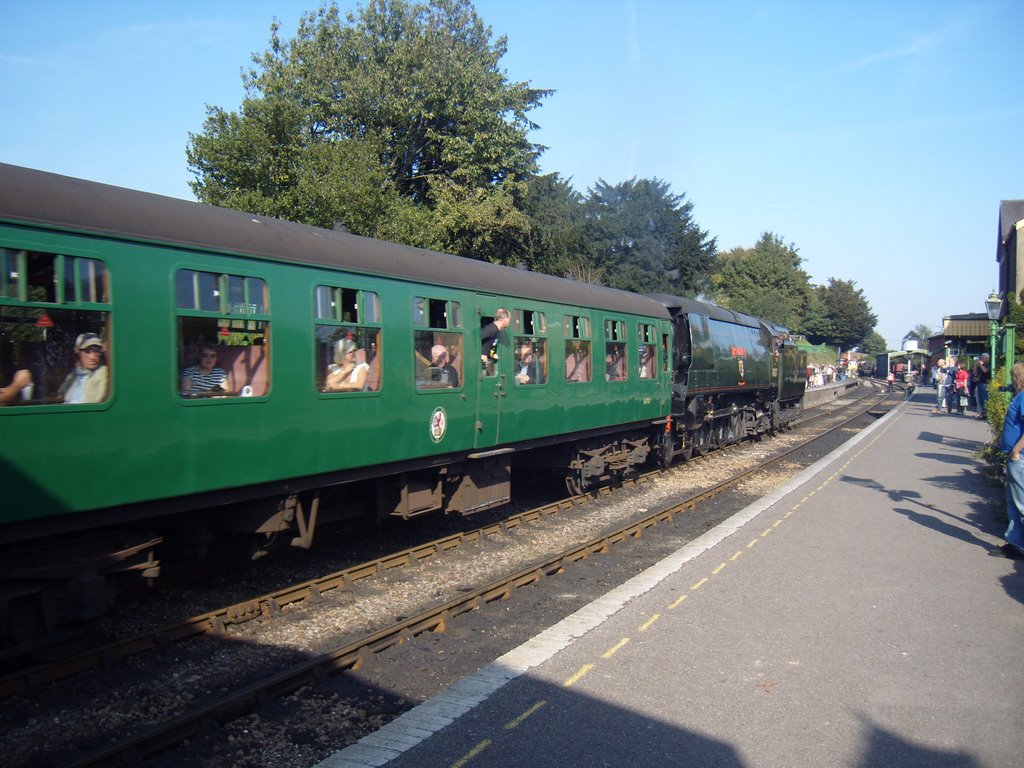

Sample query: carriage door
[475,299,510,448]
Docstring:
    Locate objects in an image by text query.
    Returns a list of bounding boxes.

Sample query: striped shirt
[181,365,228,392]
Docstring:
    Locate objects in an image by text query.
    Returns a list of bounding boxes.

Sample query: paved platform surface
[317,392,1024,768]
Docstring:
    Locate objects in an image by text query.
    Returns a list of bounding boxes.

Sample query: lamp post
[986,290,1000,373]
[985,290,1017,389]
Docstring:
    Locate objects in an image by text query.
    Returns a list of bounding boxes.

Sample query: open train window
[604,318,626,382]
[638,323,657,380]
[414,297,462,390]
[316,285,382,393]
[512,309,547,386]
[564,314,591,384]
[0,248,111,407]
[176,269,270,400]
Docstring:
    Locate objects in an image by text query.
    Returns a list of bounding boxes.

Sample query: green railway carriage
[0,163,675,641]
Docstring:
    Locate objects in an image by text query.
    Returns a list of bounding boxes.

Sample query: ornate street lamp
[985,290,1016,388]
[986,290,1001,371]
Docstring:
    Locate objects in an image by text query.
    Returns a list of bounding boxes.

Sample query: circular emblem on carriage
[429,406,448,443]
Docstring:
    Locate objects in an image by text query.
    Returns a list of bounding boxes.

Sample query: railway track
[4,386,890,767]
[0,386,874,697]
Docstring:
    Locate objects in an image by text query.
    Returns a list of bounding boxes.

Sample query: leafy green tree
[187,0,549,259]
[803,278,878,350]
[902,324,934,346]
[187,96,440,246]
[1005,292,1024,357]
[711,232,812,329]
[582,178,716,294]
[519,173,590,277]
[861,331,889,356]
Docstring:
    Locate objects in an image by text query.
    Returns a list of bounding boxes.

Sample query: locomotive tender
[0,163,804,645]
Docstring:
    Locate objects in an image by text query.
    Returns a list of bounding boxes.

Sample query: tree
[861,331,889,356]
[902,324,934,346]
[187,96,440,246]
[519,173,591,277]
[582,178,716,294]
[1005,292,1024,357]
[188,0,550,259]
[802,278,878,350]
[711,232,812,329]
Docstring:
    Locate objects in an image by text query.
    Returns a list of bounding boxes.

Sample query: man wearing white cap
[58,332,109,403]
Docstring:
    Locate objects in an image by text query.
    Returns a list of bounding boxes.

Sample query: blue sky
[3,0,1022,350]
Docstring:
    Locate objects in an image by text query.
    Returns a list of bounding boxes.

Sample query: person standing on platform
[932,358,948,413]
[994,361,1024,559]
[973,353,991,420]
[941,358,958,413]
[952,361,970,415]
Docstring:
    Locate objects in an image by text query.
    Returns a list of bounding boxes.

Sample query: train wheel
[729,413,742,444]
[693,426,710,456]
[657,432,674,468]
[713,420,729,448]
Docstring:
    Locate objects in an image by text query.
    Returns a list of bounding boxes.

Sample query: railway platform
[316,391,1024,768]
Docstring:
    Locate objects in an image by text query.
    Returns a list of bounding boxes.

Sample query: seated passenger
[605,347,625,381]
[429,344,460,388]
[0,369,32,405]
[180,343,232,394]
[515,342,544,385]
[60,333,109,403]
[325,338,369,392]
[639,344,655,378]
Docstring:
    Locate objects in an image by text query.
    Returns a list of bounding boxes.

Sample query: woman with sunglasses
[180,342,231,395]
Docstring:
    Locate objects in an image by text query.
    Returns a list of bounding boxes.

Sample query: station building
[919,200,1024,379]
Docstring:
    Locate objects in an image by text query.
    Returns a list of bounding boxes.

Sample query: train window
[513,309,545,335]
[661,333,671,373]
[564,314,591,384]
[513,337,546,386]
[0,249,15,299]
[415,331,462,389]
[638,323,657,380]
[604,319,626,381]
[414,296,462,390]
[177,270,270,399]
[565,315,589,339]
[413,297,461,330]
[64,257,108,304]
[511,308,547,386]
[0,248,111,407]
[316,285,382,393]
[176,270,220,312]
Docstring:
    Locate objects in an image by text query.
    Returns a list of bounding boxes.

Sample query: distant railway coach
[0,163,803,649]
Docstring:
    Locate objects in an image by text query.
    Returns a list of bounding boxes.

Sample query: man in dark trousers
[974,352,991,420]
